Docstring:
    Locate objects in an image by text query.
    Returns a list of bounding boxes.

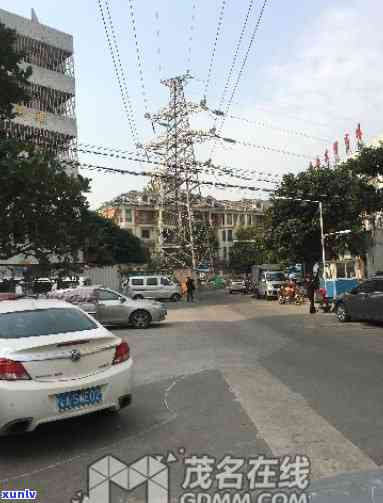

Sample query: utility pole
[319,202,327,291]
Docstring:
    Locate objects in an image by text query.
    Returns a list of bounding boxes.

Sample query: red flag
[344,133,350,154]
[333,141,339,156]
[324,149,329,166]
[356,123,363,142]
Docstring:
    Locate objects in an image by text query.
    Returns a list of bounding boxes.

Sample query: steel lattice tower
[145,74,212,273]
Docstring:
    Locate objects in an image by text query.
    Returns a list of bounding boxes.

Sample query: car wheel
[171,293,181,302]
[130,309,152,328]
[336,303,350,322]
[133,294,144,300]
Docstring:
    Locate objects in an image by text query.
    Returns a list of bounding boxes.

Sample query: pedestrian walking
[186,276,195,302]
[306,272,319,314]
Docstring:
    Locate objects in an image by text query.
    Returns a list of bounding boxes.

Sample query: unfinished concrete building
[0,7,77,172]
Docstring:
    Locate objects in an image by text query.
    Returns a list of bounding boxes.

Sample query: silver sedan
[47,286,167,329]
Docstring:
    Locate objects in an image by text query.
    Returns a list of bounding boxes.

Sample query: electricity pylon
[144,73,215,273]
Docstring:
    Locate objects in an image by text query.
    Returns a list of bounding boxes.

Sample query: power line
[211,0,269,158]
[72,144,280,183]
[209,109,330,143]
[203,0,228,101]
[128,0,151,120]
[186,1,197,73]
[215,0,255,117]
[183,127,315,160]
[75,140,283,183]
[224,0,269,116]
[97,0,139,145]
[225,137,313,160]
[154,10,163,77]
[63,158,274,193]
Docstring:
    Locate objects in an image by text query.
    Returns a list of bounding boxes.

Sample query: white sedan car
[0,299,133,435]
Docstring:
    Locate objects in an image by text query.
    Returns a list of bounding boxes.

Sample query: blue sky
[2,0,383,207]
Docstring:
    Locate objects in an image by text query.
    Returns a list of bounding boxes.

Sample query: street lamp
[274,196,326,287]
[275,196,353,292]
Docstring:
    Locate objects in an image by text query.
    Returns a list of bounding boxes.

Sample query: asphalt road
[2,290,383,502]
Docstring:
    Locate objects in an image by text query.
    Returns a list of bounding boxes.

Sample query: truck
[251,264,286,299]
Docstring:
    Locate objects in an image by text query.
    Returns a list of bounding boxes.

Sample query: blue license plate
[56,386,103,412]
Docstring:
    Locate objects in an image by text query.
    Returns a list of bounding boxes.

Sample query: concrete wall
[26,63,75,94]
[366,228,383,276]
[0,8,73,53]
[12,105,77,137]
[86,266,121,291]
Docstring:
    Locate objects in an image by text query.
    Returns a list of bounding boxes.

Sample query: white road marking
[223,366,377,480]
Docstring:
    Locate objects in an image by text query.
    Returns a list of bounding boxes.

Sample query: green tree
[194,222,219,264]
[266,147,383,269]
[0,22,32,120]
[84,211,148,265]
[0,140,91,263]
[229,225,269,273]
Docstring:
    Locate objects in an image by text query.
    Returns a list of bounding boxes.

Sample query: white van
[128,275,182,301]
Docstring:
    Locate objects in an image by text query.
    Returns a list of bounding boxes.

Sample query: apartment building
[0,8,77,172]
[98,191,270,261]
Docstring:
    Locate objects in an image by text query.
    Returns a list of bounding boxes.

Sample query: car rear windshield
[0,308,98,339]
[266,273,285,282]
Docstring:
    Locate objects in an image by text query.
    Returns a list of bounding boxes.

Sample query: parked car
[0,292,16,301]
[334,277,383,322]
[127,275,182,302]
[227,279,245,294]
[47,286,167,329]
[0,298,133,435]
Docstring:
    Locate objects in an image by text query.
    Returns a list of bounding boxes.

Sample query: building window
[247,215,252,225]
[227,229,233,242]
[254,215,265,225]
[240,214,245,225]
[125,209,132,223]
[222,230,226,242]
[223,247,227,259]
[226,214,233,225]
[233,214,238,225]
[137,210,156,224]
[141,229,151,239]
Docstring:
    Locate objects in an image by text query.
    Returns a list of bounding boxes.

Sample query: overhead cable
[203,0,228,101]
[215,0,255,117]
[97,0,139,145]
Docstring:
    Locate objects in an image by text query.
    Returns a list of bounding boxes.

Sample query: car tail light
[113,342,130,365]
[0,358,31,380]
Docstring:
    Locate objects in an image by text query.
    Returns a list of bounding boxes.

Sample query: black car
[335,277,383,322]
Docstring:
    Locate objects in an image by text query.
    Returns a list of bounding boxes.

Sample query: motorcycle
[278,283,305,305]
[316,287,332,312]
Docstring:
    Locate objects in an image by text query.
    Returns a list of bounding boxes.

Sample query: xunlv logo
[1,490,37,500]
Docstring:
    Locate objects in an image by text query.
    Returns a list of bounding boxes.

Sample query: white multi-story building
[98,191,270,263]
[0,7,77,172]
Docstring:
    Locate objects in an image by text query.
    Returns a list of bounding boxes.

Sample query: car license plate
[56,386,103,412]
